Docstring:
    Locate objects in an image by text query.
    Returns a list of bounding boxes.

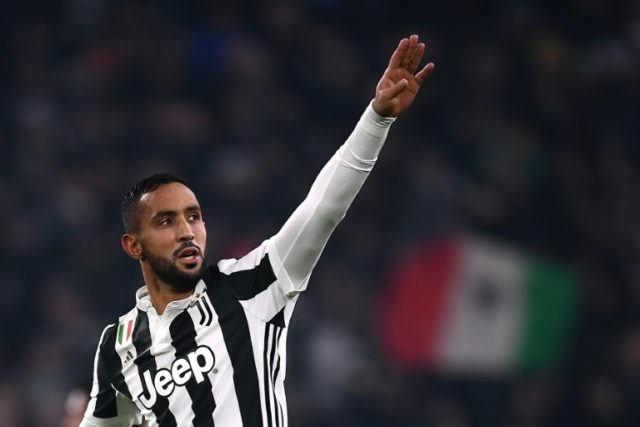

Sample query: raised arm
[267,35,434,297]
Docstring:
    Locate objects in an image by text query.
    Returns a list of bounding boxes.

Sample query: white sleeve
[268,102,396,297]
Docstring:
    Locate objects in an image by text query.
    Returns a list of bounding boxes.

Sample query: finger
[388,38,409,69]
[415,62,435,85]
[400,34,419,68]
[408,43,425,74]
[379,78,408,101]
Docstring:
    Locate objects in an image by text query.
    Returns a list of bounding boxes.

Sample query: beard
[141,243,206,293]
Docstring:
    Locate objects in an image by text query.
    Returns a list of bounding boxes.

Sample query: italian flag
[118,319,134,345]
[382,235,578,375]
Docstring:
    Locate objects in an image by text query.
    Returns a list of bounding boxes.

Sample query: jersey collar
[135,280,208,312]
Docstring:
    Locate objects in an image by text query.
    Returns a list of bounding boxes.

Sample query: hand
[372,35,435,117]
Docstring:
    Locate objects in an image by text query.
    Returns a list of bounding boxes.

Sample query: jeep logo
[138,345,215,408]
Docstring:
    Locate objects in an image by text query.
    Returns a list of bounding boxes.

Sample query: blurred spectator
[62,388,89,427]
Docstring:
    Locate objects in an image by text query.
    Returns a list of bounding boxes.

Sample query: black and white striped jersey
[80,103,396,427]
[82,240,296,427]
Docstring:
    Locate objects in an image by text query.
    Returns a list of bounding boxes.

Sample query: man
[80,34,434,427]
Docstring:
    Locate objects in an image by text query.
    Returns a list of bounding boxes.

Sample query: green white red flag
[382,235,578,375]
[117,319,134,345]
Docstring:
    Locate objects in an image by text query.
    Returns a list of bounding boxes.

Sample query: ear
[121,233,143,260]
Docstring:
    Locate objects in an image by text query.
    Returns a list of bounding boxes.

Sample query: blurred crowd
[1,0,639,426]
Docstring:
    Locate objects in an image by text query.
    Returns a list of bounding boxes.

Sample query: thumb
[378,79,408,101]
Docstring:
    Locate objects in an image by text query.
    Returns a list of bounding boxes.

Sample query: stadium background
[1,0,639,425]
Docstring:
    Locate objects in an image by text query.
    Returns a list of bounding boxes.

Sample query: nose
[177,216,195,242]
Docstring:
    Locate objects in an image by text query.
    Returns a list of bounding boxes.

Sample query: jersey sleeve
[80,325,143,427]
[217,103,395,322]
[269,102,395,295]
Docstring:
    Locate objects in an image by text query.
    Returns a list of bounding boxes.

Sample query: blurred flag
[382,235,578,375]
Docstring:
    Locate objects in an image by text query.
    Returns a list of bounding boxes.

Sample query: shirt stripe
[263,325,275,427]
[169,310,216,427]
[205,266,264,427]
[101,325,135,399]
[272,327,284,427]
[223,253,278,301]
[94,325,118,418]
[132,310,177,427]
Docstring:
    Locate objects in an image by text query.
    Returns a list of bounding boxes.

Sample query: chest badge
[117,319,134,345]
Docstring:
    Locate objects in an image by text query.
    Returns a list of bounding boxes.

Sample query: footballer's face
[128,182,207,292]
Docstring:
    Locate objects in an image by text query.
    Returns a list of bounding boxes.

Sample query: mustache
[172,242,203,259]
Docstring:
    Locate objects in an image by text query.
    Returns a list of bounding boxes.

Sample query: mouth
[175,246,202,268]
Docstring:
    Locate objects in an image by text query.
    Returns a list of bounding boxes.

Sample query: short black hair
[121,173,189,233]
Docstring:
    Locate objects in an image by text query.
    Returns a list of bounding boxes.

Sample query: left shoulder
[216,239,271,276]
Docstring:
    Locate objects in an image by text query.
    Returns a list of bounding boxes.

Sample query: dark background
[1,0,639,425]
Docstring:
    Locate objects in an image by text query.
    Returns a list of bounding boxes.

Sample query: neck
[141,268,195,315]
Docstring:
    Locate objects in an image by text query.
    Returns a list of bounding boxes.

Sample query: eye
[188,213,201,222]
[158,218,172,226]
